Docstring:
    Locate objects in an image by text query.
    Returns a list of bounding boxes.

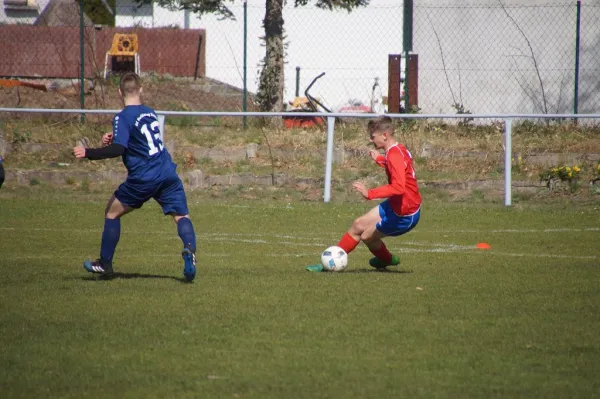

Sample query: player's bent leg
[338,205,382,253]
[154,174,197,282]
[347,205,382,240]
[104,194,134,219]
[362,227,400,269]
[307,205,382,272]
[365,205,421,270]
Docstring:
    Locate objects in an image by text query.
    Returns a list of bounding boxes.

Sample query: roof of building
[35,0,93,26]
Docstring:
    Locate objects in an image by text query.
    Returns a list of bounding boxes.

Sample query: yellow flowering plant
[539,165,581,191]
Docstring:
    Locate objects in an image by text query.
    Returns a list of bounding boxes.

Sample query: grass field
[1,188,599,398]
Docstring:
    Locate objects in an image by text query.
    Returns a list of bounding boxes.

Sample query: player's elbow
[113,145,126,157]
[391,183,405,195]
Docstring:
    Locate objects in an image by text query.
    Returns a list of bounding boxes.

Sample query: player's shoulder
[141,104,156,113]
[114,106,134,124]
[394,142,408,151]
[387,144,405,158]
[392,143,414,158]
[137,104,158,118]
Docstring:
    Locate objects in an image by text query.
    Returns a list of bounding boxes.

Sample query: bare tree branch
[426,13,457,106]
[509,57,544,113]
[555,72,568,114]
[499,0,548,114]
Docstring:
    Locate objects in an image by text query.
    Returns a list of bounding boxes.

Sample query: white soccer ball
[321,246,348,272]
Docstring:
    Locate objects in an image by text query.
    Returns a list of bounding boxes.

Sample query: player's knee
[361,232,375,243]
[350,217,366,235]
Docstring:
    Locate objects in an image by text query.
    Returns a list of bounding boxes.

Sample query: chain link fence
[1,1,599,116]
[415,2,600,115]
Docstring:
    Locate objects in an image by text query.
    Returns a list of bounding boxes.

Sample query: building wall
[114,0,600,114]
[0,0,52,24]
[414,0,600,114]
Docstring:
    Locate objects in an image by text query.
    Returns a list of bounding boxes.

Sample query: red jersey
[367,143,422,216]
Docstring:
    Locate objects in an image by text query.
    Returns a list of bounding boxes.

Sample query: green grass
[0,189,599,398]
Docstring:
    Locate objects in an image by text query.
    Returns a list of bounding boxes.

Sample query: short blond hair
[119,72,142,96]
[367,115,395,135]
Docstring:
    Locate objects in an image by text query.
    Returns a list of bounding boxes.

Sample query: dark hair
[367,115,395,135]
[119,72,142,96]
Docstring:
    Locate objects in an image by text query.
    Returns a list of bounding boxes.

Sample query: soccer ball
[321,246,348,272]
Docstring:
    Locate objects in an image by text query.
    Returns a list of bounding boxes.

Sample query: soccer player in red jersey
[307,115,421,271]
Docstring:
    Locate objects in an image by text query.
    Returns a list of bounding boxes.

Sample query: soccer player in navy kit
[73,72,197,281]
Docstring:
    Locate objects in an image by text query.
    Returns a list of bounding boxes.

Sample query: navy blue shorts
[114,173,189,216]
[375,199,420,237]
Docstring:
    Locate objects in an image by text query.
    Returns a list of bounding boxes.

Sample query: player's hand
[369,149,381,161]
[102,132,113,146]
[73,146,86,159]
[352,182,369,199]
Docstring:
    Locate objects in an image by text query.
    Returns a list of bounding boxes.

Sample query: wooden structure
[103,33,140,79]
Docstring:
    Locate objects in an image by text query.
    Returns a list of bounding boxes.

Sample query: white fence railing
[2,108,599,206]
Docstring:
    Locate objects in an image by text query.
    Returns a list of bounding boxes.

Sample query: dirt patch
[0,76,257,126]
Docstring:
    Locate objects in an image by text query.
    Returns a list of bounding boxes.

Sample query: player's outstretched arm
[73,143,125,160]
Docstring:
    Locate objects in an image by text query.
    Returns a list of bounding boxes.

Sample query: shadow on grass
[73,272,191,283]
[339,269,413,274]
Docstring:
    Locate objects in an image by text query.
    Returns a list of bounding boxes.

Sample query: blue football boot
[83,258,114,277]
[182,246,197,282]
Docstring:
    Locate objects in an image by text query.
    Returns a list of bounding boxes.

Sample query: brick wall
[0,25,206,79]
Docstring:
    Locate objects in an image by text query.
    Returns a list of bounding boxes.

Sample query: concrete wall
[414,0,600,114]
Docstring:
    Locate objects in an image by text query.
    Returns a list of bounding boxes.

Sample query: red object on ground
[476,242,492,249]
[283,115,324,129]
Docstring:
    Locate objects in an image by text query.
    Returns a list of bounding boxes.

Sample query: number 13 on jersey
[140,120,164,156]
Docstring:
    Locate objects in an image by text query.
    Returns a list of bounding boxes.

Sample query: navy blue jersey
[112,105,175,182]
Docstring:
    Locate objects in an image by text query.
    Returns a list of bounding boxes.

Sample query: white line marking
[3,247,596,262]
[1,228,597,260]
[427,227,600,233]
[2,227,599,235]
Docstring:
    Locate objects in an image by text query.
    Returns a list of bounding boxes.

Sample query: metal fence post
[324,116,336,203]
[243,0,248,130]
[574,0,582,117]
[295,66,301,97]
[504,118,512,206]
[79,0,85,123]
[158,114,166,143]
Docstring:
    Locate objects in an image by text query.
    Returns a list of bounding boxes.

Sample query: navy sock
[100,218,121,264]
[177,217,197,253]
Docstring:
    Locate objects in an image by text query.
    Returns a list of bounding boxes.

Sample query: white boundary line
[3,249,597,261]
[1,228,597,260]
[2,227,598,235]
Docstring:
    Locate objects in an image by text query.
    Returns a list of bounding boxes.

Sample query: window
[4,0,38,11]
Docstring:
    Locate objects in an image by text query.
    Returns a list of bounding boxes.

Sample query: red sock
[369,242,392,264]
[337,233,360,254]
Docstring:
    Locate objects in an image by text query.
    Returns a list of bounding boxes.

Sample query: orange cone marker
[476,242,491,250]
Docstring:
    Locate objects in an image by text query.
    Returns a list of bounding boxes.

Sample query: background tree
[84,0,116,26]
[140,0,369,113]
